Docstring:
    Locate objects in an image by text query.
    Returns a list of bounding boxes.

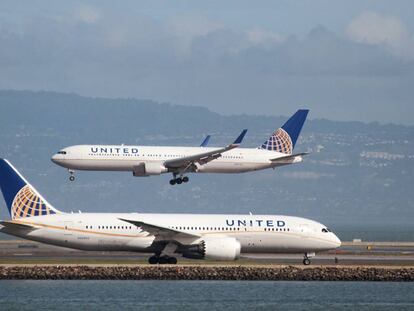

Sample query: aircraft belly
[94,235,154,252]
[63,159,134,171]
[238,233,316,253]
[23,227,153,252]
[62,158,273,174]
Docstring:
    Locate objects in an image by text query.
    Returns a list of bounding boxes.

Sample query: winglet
[200,135,211,147]
[233,129,248,145]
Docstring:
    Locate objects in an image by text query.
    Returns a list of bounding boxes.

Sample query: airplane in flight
[0,159,340,265]
[51,109,309,185]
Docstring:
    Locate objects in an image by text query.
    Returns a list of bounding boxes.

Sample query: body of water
[334,224,414,242]
[0,280,412,310]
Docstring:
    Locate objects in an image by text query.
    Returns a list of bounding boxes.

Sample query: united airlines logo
[260,128,292,154]
[226,219,285,228]
[11,185,56,219]
[90,147,139,154]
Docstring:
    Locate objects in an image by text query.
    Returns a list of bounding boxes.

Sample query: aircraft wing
[164,129,247,170]
[270,152,309,163]
[119,218,200,239]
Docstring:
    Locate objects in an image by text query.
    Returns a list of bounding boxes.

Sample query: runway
[0,239,413,266]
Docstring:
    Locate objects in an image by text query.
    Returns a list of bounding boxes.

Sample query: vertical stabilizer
[259,109,309,154]
[0,159,61,219]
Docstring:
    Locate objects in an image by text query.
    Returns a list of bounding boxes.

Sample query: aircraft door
[300,224,310,238]
[58,221,75,245]
[64,221,73,236]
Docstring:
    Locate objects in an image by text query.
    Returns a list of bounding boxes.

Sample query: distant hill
[0,90,413,228]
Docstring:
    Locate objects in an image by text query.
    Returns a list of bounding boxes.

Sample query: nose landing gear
[303,258,311,265]
[303,252,315,265]
[68,169,75,181]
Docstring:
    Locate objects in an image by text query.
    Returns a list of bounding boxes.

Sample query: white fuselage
[51,145,302,175]
[4,213,341,255]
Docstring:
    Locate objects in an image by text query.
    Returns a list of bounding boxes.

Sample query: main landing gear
[169,175,189,185]
[68,169,75,181]
[148,255,178,265]
[303,252,315,265]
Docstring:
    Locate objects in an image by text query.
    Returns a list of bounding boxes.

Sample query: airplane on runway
[0,159,340,265]
[51,110,309,185]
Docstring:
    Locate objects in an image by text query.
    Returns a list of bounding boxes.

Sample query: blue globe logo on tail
[259,109,309,154]
[11,185,56,219]
[0,159,61,220]
[260,128,293,154]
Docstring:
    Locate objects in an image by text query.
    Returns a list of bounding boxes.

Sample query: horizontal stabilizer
[270,152,309,163]
[0,220,39,233]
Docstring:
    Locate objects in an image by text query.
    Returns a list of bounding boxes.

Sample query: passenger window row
[85,225,135,230]
[264,228,290,232]
[169,226,289,232]
[170,226,241,231]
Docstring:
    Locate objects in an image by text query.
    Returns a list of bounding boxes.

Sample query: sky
[0,1,413,124]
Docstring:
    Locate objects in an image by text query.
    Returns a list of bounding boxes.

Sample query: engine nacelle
[133,162,167,176]
[183,237,241,261]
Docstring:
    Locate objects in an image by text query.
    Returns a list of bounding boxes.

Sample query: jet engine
[133,162,168,176]
[182,237,241,261]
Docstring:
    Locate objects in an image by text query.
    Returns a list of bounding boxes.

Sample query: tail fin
[0,159,61,220]
[259,109,309,154]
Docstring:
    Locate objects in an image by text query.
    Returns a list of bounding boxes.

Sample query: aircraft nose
[51,154,63,165]
[332,234,341,248]
[51,154,58,163]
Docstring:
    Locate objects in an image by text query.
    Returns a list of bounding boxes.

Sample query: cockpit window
[322,228,331,233]
[57,151,67,155]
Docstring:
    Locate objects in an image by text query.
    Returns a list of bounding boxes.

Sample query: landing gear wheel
[68,170,75,181]
[148,256,159,264]
[182,176,189,183]
[158,256,169,264]
[167,257,178,264]
[176,178,183,185]
[169,179,176,185]
[303,258,311,265]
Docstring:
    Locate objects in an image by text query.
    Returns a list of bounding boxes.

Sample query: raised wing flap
[119,218,200,238]
[164,147,224,169]
[164,129,247,169]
